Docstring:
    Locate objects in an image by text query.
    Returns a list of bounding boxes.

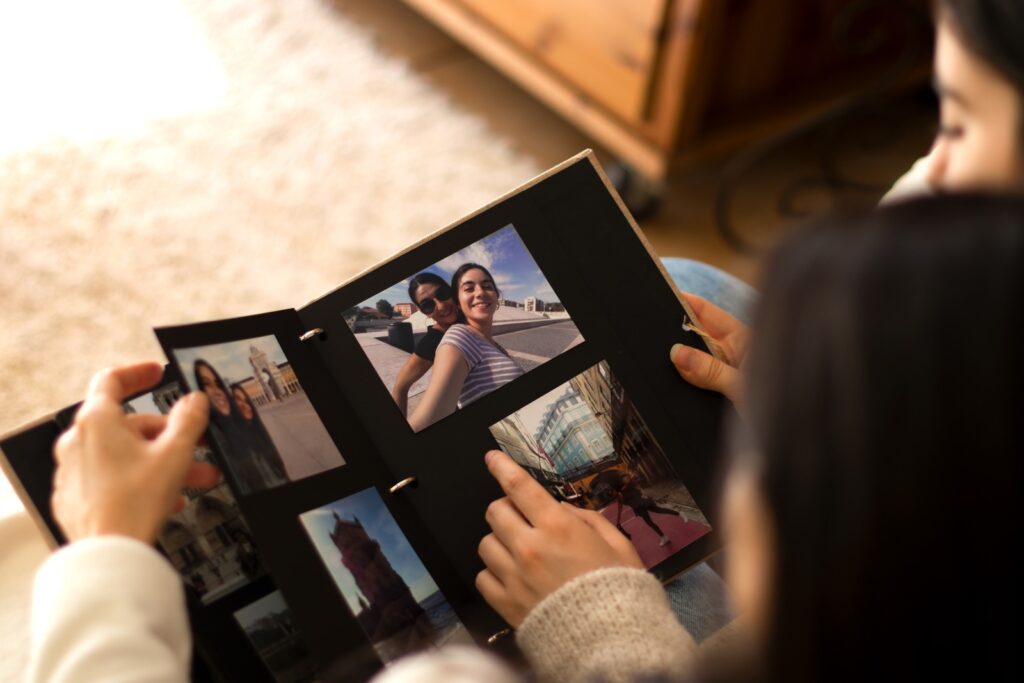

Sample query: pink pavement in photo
[600,503,712,568]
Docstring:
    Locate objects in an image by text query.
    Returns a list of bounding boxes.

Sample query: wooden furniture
[399,0,931,187]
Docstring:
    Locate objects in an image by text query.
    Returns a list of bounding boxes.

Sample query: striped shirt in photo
[439,324,525,407]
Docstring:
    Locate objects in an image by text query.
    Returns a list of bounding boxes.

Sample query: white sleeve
[879,151,935,205]
[28,536,191,683]
[371,646,520,683]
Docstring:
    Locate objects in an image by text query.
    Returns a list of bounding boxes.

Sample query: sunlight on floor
[0,0,225,156]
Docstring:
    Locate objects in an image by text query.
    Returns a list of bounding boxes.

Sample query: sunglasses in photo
[417,283,453,315]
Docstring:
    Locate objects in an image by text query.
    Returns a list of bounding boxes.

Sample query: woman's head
[194,360,232,418]
[726,195,1024,680]
[929,0,1024,190]
[232,385,255,421]
[408,271,459,326]
[451,263,499,325]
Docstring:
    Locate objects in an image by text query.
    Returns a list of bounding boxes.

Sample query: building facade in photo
[524,296,546,313]
[534,388,614,476]
[570,361,674,485]
[393,302,416,318]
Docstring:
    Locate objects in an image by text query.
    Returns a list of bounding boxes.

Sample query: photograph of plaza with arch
[172,335,345,494]
[489,361,711,569]
[342,224,583,432]
[126,384,264,604]
[300,488,472,664]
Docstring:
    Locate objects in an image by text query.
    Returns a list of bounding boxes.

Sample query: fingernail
[484,450,495,464]
[671,344,693,371]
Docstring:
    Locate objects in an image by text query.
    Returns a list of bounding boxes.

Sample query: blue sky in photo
[300,488,441,614]
[355,224,560,310]
[173,335,289,390]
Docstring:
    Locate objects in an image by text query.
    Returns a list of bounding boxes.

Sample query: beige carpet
[0,0,540,439]
[0,0,541,677]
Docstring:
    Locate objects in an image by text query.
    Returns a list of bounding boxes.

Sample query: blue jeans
[662,257,757,325]
[657,258,756,642]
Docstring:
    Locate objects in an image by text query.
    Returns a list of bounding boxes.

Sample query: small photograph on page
[126,383,264,604]
[342,224,583,432]
[233,590,319,683]
[488,360,711,569]
[173,335,345,494]
[300,487,473,664]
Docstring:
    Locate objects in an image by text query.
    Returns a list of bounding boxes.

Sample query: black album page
[297,152,728,610]
[155,309,487,681]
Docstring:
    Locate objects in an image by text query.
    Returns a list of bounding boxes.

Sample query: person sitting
[473,194,1024,683]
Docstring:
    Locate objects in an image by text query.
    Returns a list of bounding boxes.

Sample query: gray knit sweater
[375,566,733,683]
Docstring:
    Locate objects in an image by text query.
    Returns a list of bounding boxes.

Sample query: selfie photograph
[300,488,472,663]
[489,361,711,568]
[173,335,346,494]
[343,224,583,432]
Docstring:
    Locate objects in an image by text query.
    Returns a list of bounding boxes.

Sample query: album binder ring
[681,316,714,343]
[388,477,417,494]
[299,328,325,342]
[487,628,513,645]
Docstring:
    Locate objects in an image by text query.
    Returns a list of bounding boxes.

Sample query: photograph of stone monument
[126,384,263,603]
[489,361,712,569]
[300,488,472,663]
[172,335,345,493]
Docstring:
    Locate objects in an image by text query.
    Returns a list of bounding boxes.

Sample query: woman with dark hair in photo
[390,271,464,415]
[230,384,289,483]
[469,194,1024,683]
[407,263,525,432]
[193,359,286,494]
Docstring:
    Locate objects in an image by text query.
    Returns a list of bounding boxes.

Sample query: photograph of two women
[344,224,583,432]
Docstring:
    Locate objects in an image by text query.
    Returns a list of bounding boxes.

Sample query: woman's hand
[671,292,750,408]
[52,362,217,544]
[476,451,643,627]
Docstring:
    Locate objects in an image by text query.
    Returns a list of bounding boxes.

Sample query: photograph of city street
[342,224,583,432]
[489,361,711,568]
[233,591,318,683]
[126,384,264,604]
[300,488,472,663]
[173,335,345,494]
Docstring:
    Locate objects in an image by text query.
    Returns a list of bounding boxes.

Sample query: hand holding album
[671,292,750,408]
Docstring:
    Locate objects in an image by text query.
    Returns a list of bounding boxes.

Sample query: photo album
[1,152,729,682]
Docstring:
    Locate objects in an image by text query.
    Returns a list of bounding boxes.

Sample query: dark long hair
[407,271,448,306]
[938,0,1024,96]
[193,359,235,426]
[230,383,287,481]
[731,195,1024,682]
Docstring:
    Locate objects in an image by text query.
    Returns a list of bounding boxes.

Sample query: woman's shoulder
[439,324,485,365]
[440,323,479,346]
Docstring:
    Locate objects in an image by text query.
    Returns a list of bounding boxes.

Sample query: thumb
[154,392,210,476]
[670,344,742,406]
